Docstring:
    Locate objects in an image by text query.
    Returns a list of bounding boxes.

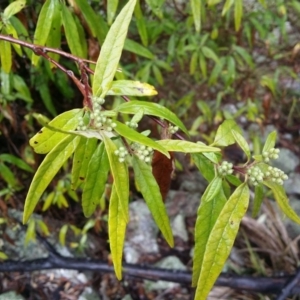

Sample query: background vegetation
[1,0,300,299]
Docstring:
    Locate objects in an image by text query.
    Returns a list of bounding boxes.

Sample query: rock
[284,172,300,194]
[172,214,188,242]
[273,148,299,174]
[124,200,159,263]
[144,256,187,291]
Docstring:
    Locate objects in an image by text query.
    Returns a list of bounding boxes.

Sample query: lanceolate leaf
[191,0,201,32]
[108,184,127,280]
[263,181,300,224]
[3,0,26,20]
[234,0,243,31]
[132,157,174,247]
[252,183,264,218]
[61,4,85,58]
[114,101,189,135]
[192,188,227,286]
[232,129,251,162]
[201,176,222,202]
[71,137,98,190]
[0,154,33,173]
[92,0,137,97]
[195,183,250,299]
[192,153,215,182]
[114,121,170,158]
[0,39,12,73]
[262,131,277,153]
[134,0,148,46]
[213,119,241,147]
[30,109,82,154]
[107,0,119,25]
[102,133,129,222]
[82,142,110,217]
[32,0,59,65]
[23,135,80,223]
[106,80,157,96]
[157,140,220,153]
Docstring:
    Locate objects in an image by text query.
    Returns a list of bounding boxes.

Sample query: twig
[276,267,300,300]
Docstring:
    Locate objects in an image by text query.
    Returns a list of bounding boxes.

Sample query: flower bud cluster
[125,121,138,129]
[265,166,288,185]
[132,143,153,163]
[218,161,233,177]
[90,111,116,131]
[114,146,129,163]
[168,125,179,134]
[247,166,264,186]
[77,116,88,131]
[262,148,280,162]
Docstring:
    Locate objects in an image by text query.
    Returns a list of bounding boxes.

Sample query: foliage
[1,0,300,299]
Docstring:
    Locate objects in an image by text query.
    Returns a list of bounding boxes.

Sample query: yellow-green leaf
[252,183,264,218]
[92,0,137,98]
[195,183,250,299]
[82,142,110,217]
[213,119,241,147]
[262,131,277,153]
[263,181,300,224]
[5,23,22,55]
[107,80,157,96]
[222,0,234,16]
[108,184,127,280]
[59,224,69,246]
[132,156,174,247]
[0,39,12,73]
[192,188,227,286]
[71,137,98,190]
[191,0,201,32]
[156,139,220,153]
[234,0,243,31]
[61,4,84,58]
[3,0,26,20]
[23,135,80,223]
[102,133,129,222]
[232,129,251,162]
[30,109,82,154]
[201,176,222,202]
[32,0,59,65]
[107,0,119,25]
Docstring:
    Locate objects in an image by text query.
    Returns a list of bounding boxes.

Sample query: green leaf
[0,154,33,173]
[25,219,36,245]
[107,0,119,25]
[233,45,254,69]
[157,140,220,153]
[13,75,33,103]
[30,109,82,154]
[222,0,234,15]
[132,157,174,247]
[145,0,165,18]
[3,0,26,20]
[195,183,250,298]
[82,142,110,217]
[45,3,61,63]
[59,224,69,246]
[192,187,227,286]
[102,133,129,222]
[114,121,170,158]
[231,129,250,162]
[252,183,264,218]
[134,0,148,46]
[124,39,154,59]
[262,131,277,153]
[152,64,164,85]
[114,101,189,136]
[5,23,22,56]
[208,57,225,85]
[199,52,207,78]
[201,176,222,202]
[108,184,127,280]
[208,0,222,5]
[23,135,80,223]
[71,137,98,190]
[234,0,243,31]
[0,163,17,187]
[213,119,241,147]
[202,46,219,63]
[0,39,12,73]
[263,181,300,224]
[92,0,137,98]
[61,5,84,58]
[32,0,59,65]
[192,153,215,182]
[107,80,157,96]
[191,0,201,32]
[190,52,198,75]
